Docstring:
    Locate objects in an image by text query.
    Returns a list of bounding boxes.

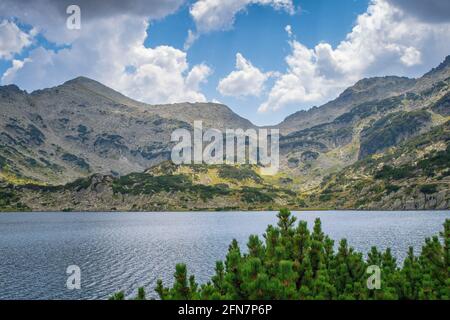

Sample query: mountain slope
[0,77,254,184]
[1,56,450,211]
[307,121,450,210]
[1,163,297,212]
[278,56,450,135]
[278,76,416,135]
[277,57,450,191]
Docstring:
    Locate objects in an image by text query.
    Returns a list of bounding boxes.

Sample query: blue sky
[1,0,449,126]
[144,0,370,124]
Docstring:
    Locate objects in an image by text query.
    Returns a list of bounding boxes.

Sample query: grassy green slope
[1,163,299,212]
[306,121,450,210]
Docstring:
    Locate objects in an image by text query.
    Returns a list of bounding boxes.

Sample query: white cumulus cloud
[218,53,272,97]
[115,43,212,104]
[186,0,295,47]
[0,0,212,104]
[0,0,184,43]
[190,0,295,33]
[259,0,450,113]
[0,20,32,59]
[386,0,450,23]
[285,24,292,37]
[184,29,199,50]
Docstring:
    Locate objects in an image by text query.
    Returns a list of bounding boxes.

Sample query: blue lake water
[0,211,449,300]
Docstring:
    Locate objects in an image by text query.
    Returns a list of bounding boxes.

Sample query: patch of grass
[417,145,450,175]
[319,193,333,202]
[0,186,29,211]
[420,184,438,195]
[217,165,262,183]
[386,184,401,194]
[112,172,231,200]
[61,153,90,171]
[359,110,431,158]
[241,187,274,204]
[375,165,415,180]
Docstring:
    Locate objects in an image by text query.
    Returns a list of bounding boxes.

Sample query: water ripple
[0,211,448,300]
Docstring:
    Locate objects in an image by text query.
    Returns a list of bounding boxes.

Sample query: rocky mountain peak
[278,76,416,135]
[0,84,27,102]
[0,84,24,94]
[433,55,450,71]
[421,55,450,79]
[411,55,450,92]
[350,76,414,93]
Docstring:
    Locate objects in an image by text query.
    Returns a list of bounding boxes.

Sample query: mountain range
[1,56,449,211]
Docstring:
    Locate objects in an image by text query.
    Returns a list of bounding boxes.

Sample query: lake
[0,211,449,300]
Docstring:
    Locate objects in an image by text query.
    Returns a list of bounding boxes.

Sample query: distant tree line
[111,209,449,300]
